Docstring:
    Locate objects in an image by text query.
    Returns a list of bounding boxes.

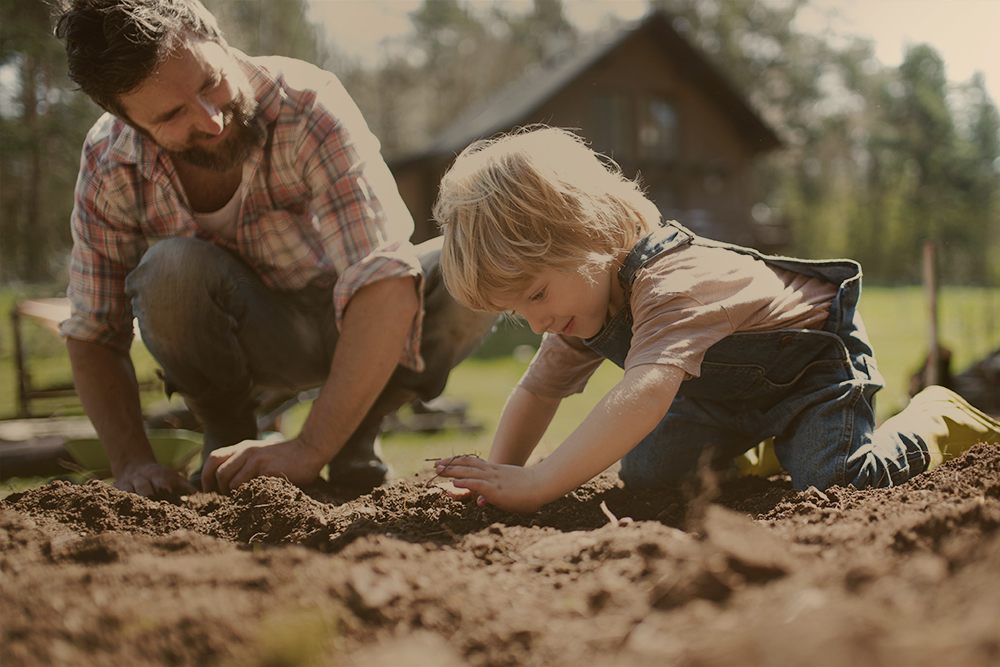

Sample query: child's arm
[488,386,561,466]
[436,363,684,512]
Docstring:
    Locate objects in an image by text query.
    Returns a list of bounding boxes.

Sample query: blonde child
[431,127,1000,513]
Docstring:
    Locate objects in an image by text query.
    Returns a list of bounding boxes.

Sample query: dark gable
[392,10,783,249]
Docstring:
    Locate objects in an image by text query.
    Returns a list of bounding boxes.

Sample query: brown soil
[3,445,1000,667]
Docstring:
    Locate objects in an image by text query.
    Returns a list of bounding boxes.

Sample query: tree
[953,74,1000,283]
[0,0,326,284]
[0,0,97,283]
[204,0,324,63]
[649,0,998,284]
[334,0,579,158]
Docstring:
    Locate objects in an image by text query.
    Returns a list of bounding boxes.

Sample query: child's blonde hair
[434,126,659,312]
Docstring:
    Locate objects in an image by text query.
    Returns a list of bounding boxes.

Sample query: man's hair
[434,126,660,312]
[54,0,225,117]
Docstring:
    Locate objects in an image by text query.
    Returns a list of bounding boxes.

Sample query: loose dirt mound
[2,445,1000,667]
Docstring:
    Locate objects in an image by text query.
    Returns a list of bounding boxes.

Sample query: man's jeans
[124,237,496,478]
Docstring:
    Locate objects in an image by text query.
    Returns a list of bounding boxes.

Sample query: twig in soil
[599,500,635,527]
[423,453,481,488]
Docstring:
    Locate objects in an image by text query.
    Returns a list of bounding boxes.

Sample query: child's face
[499,264,615,339]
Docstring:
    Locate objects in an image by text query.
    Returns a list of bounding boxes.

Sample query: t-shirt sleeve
[624,267,737,379]
[517,333,604,398]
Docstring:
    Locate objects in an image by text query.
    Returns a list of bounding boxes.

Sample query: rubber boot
[878,385,1000,471]
[734,437,783,478]
[326,418,390,491]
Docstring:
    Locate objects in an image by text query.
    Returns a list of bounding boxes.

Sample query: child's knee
[618,457,684,490]
[793,448,919,491]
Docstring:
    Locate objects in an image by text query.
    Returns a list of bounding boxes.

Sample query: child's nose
[526,313,551,335]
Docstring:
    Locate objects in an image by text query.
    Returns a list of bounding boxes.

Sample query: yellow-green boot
[878,385,1000,470]
[735,437,784,478]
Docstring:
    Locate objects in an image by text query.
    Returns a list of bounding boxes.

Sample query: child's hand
[433,455,546,513]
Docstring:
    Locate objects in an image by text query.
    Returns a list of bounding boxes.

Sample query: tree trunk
[20,53,46,281]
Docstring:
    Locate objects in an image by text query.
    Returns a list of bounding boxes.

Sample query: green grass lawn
[1,285,997,482]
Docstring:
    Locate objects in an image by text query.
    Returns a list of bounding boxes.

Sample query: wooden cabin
[390,10,785,249]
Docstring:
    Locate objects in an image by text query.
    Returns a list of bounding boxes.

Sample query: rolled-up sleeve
[59,150,146,353]
[298,72,424,370]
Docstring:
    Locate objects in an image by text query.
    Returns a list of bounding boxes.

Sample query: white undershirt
[191,164,250,241]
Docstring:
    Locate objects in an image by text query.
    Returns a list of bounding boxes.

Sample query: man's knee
[125,238,250,354]
[126,237,225,304]
[414,237,497,397]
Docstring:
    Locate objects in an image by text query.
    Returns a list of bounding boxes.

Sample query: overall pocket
[681,330,853,402]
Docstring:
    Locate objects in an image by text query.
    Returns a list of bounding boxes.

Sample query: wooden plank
[15,297,143,339]
[15,298,71,335]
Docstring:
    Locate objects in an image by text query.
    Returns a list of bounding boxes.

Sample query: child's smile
[502,264,616,339]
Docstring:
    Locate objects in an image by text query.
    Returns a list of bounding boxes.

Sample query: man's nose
[194,97,225,135]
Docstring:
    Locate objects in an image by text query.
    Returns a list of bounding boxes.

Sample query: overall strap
[617,220,694,297]
[581,220,693,368]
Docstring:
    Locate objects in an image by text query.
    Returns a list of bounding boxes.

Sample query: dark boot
[186,394,259,489]
[326,417,389,491]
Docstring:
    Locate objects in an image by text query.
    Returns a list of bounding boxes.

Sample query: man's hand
[115,461,195,499]
[433,455,547,513]
[201,435,328,493]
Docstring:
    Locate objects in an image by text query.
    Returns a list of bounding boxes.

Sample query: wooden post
[923,241,939,387]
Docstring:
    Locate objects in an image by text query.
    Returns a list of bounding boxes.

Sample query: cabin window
[638,96,678,161]
[590,92,634,160]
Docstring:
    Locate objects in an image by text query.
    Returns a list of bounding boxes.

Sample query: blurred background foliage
[1,0,998,361]
[0,0,997,286]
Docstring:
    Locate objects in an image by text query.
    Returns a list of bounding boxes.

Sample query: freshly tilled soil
[2,445,1000,667]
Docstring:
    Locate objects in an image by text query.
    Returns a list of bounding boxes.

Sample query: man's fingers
[151,478,174,497]
[201,450,229,492]
[226,457,260,492]
[132,477,155,498]
[153,472,192,498]
[175,476,196,495]
[215,450,252,493]
[214,457,239,494]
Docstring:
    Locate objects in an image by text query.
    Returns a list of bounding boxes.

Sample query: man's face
[118,37,261,171]
[497,264,615,340]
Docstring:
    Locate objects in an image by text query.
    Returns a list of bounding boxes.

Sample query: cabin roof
[391,10,781,168]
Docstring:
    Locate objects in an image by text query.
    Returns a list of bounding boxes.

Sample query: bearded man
[54,0,495,498]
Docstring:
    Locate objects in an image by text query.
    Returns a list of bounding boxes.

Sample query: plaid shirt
[61,54,425,370]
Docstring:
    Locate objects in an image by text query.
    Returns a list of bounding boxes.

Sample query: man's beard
[171,94,263,172]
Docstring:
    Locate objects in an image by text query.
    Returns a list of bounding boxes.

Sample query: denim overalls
[583,220,931,491]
